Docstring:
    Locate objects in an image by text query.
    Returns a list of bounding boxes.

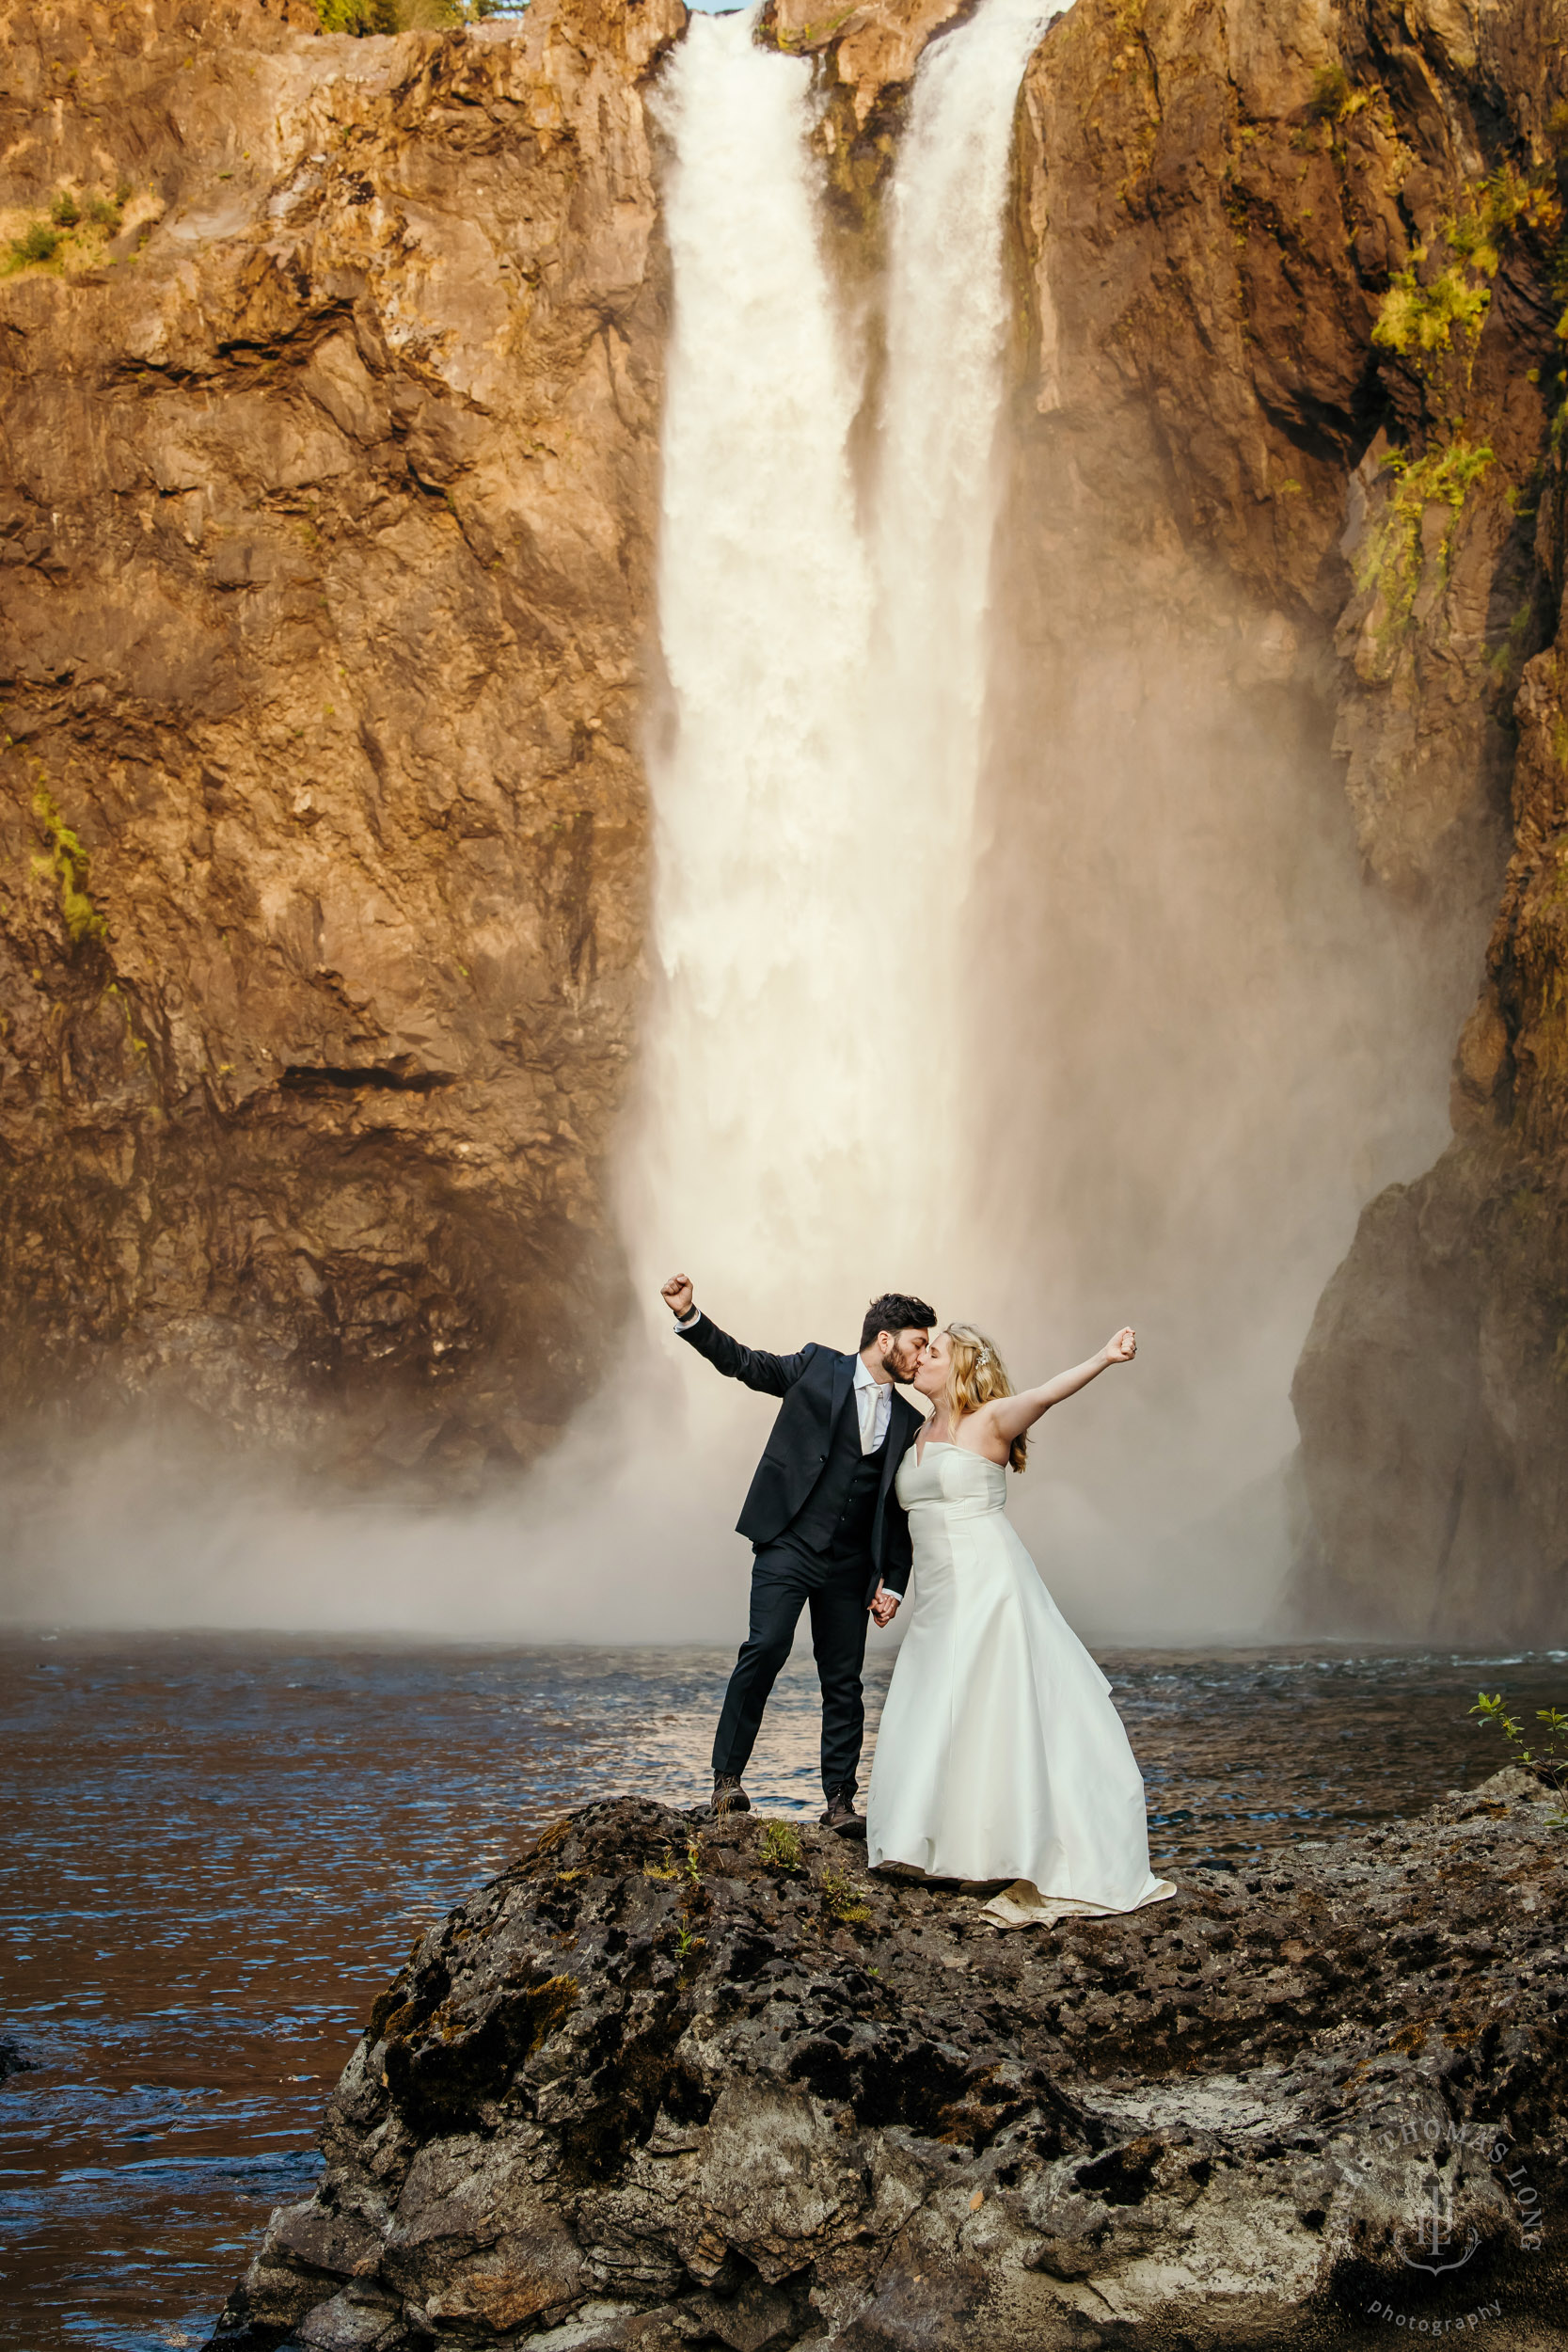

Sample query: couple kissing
[661,1278,1175,1929]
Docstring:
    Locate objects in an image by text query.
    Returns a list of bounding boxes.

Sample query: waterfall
[426,0,1063,1636]
[872,0,1063,1140]
[636,8,884,1343]
[583,0,1060,1614]
[632,0,1058,1336]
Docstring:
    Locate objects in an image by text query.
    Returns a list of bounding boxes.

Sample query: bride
[865,1322,1175,1926]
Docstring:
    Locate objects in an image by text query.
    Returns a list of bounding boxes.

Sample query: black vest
[785,1388,890,1559]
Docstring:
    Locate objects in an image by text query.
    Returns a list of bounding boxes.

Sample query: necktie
[860,1382,881,1454]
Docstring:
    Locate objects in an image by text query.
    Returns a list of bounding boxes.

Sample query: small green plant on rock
[1374,259,1489,358]
[1471,1690,1568,1776]
[1354,439,1494,640]
[820,1867,872,1927]
[1306,63,1352,123]
[5,221,61,272]
[1373,164,1560,409]
[31,780,106,946]
[759,1820,803,1873]
[4,185,126,277]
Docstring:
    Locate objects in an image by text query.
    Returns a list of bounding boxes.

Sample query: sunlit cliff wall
[977,0,1568,1638]
[0,0,678,1486]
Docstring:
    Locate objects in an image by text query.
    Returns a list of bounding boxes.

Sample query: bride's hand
[1104,1327,1137,1364]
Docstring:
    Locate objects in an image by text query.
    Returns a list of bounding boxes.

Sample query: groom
[661,1275,935,1836]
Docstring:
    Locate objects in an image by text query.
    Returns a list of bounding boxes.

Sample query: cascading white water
[635,8,886,1341]
[610,0,1062,1572]
[871,0,1063,1145]
[636,0,1062,1314]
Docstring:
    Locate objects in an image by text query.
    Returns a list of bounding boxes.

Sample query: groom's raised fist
[662,1273,695,1320]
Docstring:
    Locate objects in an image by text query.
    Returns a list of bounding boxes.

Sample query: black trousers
[711,1538,871,1800]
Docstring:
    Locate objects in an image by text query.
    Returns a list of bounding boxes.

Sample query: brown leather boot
[820,1788,866,1839]
[709,1774,752,1818]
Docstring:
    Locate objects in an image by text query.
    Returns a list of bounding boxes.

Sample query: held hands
[869,1582,900,1629]
[661,1273,695,1320]
[1103,1327,1137,1364]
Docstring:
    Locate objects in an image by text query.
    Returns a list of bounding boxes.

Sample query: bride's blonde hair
[943,1322,1026,1472]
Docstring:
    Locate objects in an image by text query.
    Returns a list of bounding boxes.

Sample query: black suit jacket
[675,1311,923,1598]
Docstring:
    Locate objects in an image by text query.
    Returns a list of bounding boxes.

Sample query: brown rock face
[0,0,680,1486]
[3,0,1565,1614]
[988,0,1568,1634]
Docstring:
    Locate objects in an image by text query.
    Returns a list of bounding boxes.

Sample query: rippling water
[3,1633,1564,2349]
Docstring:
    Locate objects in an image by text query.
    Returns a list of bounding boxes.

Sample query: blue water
[2,1634,1563,2349]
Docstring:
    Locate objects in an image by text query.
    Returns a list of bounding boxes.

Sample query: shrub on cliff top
[312,0,516,29]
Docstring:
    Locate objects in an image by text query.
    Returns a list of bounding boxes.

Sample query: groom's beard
[879,1348,913,1384]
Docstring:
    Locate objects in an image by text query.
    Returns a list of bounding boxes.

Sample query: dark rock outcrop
[0,0,679,1487]
[0,2034,35,2081]
[208,1777,1565,2349]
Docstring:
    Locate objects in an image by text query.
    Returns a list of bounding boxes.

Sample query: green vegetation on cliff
[1372,164,1554,374]
[29,780,105,948]
[310,0,516,28]
[1354,439,1494,638]
[4,187,127,277]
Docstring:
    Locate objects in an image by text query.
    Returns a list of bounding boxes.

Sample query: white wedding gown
[866,1441,1175,1927]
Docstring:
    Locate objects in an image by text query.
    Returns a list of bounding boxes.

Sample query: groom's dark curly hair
[861,1293,937,1348]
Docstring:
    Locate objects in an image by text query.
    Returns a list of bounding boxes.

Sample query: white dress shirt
[853,1353,894,1454]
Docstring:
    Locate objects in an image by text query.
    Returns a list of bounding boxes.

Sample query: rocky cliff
[0,0,677,1487]
[206,1780,1566,2350]
[988,0,1568,1636]
[4,0,1567,1618]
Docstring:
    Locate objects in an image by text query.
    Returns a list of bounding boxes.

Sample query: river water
[2,1633,1564,2349]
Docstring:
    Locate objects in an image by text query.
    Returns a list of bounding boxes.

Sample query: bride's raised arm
[983,1328,1136,1444]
